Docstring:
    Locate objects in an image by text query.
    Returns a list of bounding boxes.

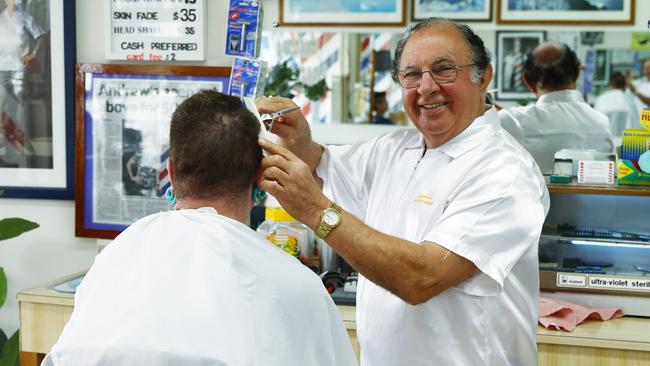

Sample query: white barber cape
[43,208,357,366]
[498,89,614,174]
[317,107,549,366]
[594,89,640,137]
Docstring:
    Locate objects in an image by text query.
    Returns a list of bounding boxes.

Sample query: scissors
[260,106,301,131]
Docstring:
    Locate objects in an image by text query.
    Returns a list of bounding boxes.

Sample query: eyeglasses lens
[398,65,471,88]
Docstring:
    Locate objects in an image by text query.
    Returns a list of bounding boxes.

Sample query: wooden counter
[537,316,650,365]
[16,272,79,366]
[337,305,650,365]
[17,276,650,366]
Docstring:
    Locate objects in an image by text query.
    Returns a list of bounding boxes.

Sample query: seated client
[43,90,357,366]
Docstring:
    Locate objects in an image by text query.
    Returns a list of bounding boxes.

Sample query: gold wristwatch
[316,202,342,239]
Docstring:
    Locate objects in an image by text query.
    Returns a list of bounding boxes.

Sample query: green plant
[264,60,300,99]
[515,98,530,106]
[263,59,329,101]
[0,190,39,366]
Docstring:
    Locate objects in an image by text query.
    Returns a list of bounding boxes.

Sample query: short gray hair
[391,18,491,84]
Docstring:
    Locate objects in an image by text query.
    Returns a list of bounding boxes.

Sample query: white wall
[0,200,96,334]
[2,0,650,335]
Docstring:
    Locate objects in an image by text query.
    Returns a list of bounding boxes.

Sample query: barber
[258,18,549,366]
[498,42,614,174]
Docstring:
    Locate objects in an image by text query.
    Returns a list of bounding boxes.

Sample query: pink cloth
[538,297,624,332]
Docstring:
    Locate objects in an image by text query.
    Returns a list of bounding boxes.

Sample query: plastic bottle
[257,207,314,260]
[318,237,340,273]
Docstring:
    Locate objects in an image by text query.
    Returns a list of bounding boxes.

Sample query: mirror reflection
[259,30,650,131]
[259,31,406,125]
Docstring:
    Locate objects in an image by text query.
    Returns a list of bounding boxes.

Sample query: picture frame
[279,0,406,27]
[0,1,75,199]
[75,64,230,239]
[495,31,546,101]
[592,49,611,85]
[412,0,491,21]
[497,0,635,25]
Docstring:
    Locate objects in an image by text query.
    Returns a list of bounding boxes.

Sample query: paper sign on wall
[106,0,205,61]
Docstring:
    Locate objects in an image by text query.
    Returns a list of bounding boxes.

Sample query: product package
[641,109,650,131]
[225,0,263,58]
[228,57,265,98]
[617,128,650,186]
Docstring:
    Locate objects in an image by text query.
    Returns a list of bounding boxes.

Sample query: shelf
[545,177,650,196]
[541,234,650,248]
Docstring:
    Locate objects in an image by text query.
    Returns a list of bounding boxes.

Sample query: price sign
[106,0,205,61]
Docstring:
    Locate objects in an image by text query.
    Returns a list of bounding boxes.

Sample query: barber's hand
[20,51,36,66]
[255,96,310,141]
[626,74,638,94]
[259,138,329,229]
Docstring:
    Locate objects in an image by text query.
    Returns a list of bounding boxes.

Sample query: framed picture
[75,64,230,239]
[0,1,75,199]
[497,0,635,25]
[412,0,491,21]
[495,31,546,101]
[593,49,611,85]
[279,0,406,27]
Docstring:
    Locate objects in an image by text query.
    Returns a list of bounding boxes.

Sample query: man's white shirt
[499,89,614,174]
[594,88,640,137]
[317,107,549,366]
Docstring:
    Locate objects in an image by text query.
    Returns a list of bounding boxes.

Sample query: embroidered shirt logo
[414,194,433,205]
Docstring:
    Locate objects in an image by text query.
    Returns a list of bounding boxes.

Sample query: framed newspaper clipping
[75,64,230,239]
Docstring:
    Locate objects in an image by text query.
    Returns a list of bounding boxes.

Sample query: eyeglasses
[397,63,475,89]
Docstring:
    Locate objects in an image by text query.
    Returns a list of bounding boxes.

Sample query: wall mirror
[258,29,650,127]
[259,30,407,126]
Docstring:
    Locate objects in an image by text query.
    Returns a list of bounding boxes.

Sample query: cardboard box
[641,109,650,132]
[617,159,650,186]
[617,128,650,186]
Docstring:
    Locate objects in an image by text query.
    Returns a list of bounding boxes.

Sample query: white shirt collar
[536,89,584,105]
[405,106,499,159]
[196,207,218,214]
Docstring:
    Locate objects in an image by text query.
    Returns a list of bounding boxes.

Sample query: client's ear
[254,166,264,186]
[522,74,538,95]
[251,168,267,205]
[167,158,175,189]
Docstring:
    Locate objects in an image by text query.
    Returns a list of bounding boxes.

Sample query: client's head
[523,42,580,94]
[169,90,262,207]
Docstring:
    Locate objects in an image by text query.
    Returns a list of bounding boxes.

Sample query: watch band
[316,202,342,239]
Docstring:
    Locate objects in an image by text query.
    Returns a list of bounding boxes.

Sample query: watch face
[323,209,341,226]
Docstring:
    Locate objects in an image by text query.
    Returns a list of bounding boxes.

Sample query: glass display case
[539,180,650,316]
